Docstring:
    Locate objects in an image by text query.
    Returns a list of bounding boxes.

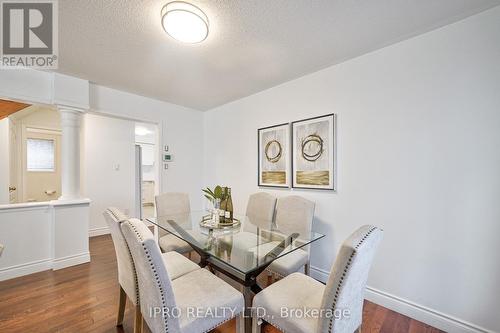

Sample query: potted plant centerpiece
[202,186,234,225]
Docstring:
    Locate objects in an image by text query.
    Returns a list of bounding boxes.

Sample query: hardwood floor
[0,235,443,333]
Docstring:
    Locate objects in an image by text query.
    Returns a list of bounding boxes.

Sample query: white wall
[90,84,204,211]
[0,200,90,281]
[11,105,61,130]
[0,204,53,279]
[204,7,500,333]
[83,113,135,235]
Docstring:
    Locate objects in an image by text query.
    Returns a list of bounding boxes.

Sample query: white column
[58,107,84,200]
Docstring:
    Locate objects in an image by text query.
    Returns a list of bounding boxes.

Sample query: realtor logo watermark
[1,0,58,68]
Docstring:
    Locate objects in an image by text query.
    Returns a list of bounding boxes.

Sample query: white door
[23,128,62,202]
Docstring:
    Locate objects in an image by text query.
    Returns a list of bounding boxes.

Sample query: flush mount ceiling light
[161,1,209,44]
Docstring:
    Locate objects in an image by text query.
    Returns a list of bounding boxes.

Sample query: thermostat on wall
[163,154,173,162]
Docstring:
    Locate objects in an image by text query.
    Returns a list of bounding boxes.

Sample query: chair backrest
[274,195,315,239]
[121,218,181,333]
[317,225,383,333]
[103,208,138,304]
[245,192,277,230]
[155,192,190,217]
[107,207,129,221]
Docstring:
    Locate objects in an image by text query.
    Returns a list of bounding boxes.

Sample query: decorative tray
[200,215,241,229]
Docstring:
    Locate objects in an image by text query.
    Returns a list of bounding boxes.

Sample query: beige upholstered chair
[121,218,245,333]
[103,208,199,333]
[253,225,383,333]
[266,195,315,278]
[245,192,277,230]
[155,192,193,254]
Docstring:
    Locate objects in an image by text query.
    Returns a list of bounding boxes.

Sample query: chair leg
[236,312,245,333]
[304,262,310,276]
[116,286,127,326]
[252,314,261,333]
[188,251,192,260]
[134,304,143,333]
[266,271,273,286]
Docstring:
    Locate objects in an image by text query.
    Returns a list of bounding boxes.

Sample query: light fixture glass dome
[161,1,209,44]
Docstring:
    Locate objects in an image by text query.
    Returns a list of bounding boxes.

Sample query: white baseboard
[52,252,90,270]
[0,253,91,281]
[89,226,110,237]
[365,287,493,333]
[310,265,329,282]
[310,266,493,333]
[0,258,53,281]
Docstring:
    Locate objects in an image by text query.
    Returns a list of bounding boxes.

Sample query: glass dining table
[147,210,324,332]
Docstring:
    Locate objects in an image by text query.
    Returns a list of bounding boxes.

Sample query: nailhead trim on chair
[128,222,170,333]
[327,226,377,333]
[127,238,141,305]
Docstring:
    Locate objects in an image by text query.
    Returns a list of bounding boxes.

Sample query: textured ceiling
[57,0,500,110]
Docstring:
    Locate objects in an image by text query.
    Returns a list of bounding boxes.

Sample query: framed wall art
[292,114,335,190]
[258,123,290,188]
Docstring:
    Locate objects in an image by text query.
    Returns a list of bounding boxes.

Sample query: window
[27,138,55,172]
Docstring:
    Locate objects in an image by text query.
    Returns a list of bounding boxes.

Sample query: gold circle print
[301,134,324,162]
[265,140,282,163]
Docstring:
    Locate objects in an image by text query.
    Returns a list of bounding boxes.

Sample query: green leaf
[214,186,222,199]
[204,187,215,196]
[202,189,214,198]
[204,195,214,202]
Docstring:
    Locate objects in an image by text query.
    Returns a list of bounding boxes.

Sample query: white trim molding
[0,252,91,280]
[89,226,110,237]
[0,258,53,281]
[365,287,494,333]
[52,252,90,270]
[310,265,329,282]
[310,266,493,333]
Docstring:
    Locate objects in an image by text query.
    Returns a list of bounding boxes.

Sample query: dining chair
[266,195,315,279]
[155,192,193,255]
[103,208,200,333]
[252,225,383,333]
[245,192,277,230]
[121,217,245,333]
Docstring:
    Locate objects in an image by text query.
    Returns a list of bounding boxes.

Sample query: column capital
[56,104,87,114]
[58,106,84,128]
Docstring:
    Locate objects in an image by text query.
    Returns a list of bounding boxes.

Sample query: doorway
[5,103,62,204]
[135,122,159,219]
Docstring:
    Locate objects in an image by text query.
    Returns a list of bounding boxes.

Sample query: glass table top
[147,210,325,276]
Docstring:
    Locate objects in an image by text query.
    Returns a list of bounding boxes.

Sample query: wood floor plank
[0,235,444,333]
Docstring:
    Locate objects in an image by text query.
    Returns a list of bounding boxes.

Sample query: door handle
[45,190,57,195]
[9,186,16,192]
